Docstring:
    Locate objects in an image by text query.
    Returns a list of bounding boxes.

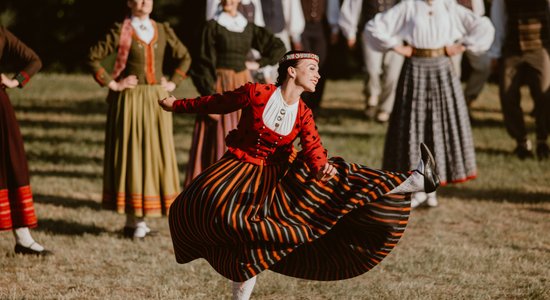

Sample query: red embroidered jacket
[173,83,328,174]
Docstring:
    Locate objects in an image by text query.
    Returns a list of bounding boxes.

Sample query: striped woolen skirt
[383,56,477,185]
[169,153,410,281]
[0,89,37,230]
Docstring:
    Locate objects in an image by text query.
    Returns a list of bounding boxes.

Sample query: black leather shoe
[514,141,534,159]
[536,143,549,160]
[420,143,440,193]
[14,243,53,257]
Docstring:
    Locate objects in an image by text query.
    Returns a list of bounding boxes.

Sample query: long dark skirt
[383,56,477,185]
[183,69,250,187]
[170,153,411,281]
[0,88,37,230]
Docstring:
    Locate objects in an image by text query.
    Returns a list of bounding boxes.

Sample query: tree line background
[0,0,360,78]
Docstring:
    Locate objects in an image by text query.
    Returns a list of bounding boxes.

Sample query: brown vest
[504,0,550,52]
[456,0,473,11]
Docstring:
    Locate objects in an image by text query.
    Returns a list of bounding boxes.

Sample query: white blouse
[365,0,494,54]
[262,87,299,136]
[131,16,154,44]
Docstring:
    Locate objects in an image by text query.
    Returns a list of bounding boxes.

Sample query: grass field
[1,74,549,299]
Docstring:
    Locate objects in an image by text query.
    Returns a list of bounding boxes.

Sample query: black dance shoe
[537,143,549,160]
[14,243,53,257]
[514,141,534,159]
[419,143,440,193]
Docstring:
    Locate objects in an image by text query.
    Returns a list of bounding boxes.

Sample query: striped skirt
[383,56,477,185]
[169,153,410,281]
[183,69,250,187]
[0,89,37,230]
[102,85,180,217]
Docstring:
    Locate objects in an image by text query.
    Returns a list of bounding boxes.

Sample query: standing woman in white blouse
[366,0,494,207]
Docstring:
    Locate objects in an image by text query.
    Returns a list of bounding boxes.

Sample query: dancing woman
[159,51,439,299]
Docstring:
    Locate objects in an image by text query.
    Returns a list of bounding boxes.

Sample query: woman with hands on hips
[88,0,191,239]
[159,50,440,299]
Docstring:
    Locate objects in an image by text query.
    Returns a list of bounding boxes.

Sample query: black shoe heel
[420,143,440,193]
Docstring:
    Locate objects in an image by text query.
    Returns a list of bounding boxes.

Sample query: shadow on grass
[474,146,512,156]
[14,98,106,115]
[24,135,104,146]
[36,218,108,236]
[18,119,105,131]
[317,107,366,122]
[27,152,103,165]
[32,169,100,179]
[440,186,549,203]
[469,117,506,128]
[34,194,102,211]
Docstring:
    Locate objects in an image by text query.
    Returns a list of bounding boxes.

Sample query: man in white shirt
[339,0,403,123]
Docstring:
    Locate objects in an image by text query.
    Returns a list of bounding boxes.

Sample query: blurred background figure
[0,27,51,256]
[451,0,492,108]
[255,0,305,84]
[339,0,403,123]
[299,0,340,115]
[88,0,191,239]
[185,0,286,186]
[366,0,494,208]
[487,0,550,160]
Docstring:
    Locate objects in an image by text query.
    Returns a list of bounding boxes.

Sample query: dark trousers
[499,48,550,142]
[301,21,327,114]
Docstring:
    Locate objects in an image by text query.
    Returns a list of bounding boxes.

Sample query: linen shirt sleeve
[173,83,251,114]
[455,4,495,54]
[283,0,306,44]
[3,28,42,88]
[487,0,506,58]
[339,0,362,40]
[87,23,121,86]
[251,25,287,67]
[298,106,328,174]
[365,3,407,52]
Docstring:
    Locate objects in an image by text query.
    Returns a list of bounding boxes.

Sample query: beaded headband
[279,53,320,64]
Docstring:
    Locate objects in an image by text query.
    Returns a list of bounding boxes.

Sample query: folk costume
[488,0,550,159]
[366,0,494,186]
[169,58,417,281]
[184,11,286,186]
[0,27,41,233]
[88,17,191,218]
[339,0,404,122]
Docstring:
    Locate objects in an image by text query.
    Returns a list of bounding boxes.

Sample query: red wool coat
[173,83,328,173]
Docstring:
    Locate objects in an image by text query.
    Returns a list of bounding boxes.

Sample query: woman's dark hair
[275,50,314,86]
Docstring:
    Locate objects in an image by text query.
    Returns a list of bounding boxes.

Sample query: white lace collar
[215,12,248,33]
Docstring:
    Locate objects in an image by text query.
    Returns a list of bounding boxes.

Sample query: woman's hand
[158,95,177,112]
[1,73,19,88]
[108,75,138,92]
[393,45,413,57]
[160,77,176,92]
[245,61,260,71]
[316,163,337,182]
[445,43,466,57]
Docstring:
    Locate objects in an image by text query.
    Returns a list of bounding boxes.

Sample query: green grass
[1,74,548,299]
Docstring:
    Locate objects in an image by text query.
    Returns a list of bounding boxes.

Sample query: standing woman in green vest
[88,0,191,239]
[184,0,286,186]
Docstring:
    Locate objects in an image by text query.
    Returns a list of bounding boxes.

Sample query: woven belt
[411,47,446,58]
